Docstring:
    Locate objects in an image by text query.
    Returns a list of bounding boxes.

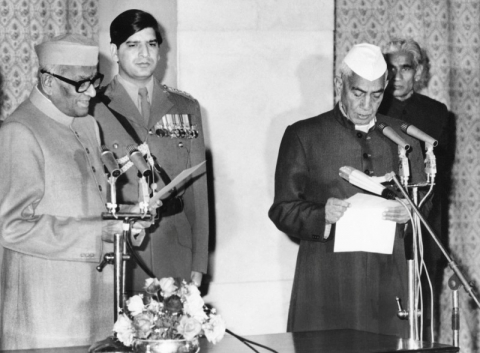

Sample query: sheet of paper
[149,161,206,206]
[334,193,398,254]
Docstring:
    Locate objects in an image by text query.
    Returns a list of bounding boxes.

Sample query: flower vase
[133,338,200,353]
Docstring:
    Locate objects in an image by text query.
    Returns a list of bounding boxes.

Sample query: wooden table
[0,329,459,353]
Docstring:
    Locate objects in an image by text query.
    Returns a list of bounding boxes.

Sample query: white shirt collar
[117,74,154,109]
[339,101,376,132]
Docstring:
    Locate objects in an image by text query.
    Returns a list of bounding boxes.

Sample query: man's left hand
[383,201,411,224]
[191,271,203,287]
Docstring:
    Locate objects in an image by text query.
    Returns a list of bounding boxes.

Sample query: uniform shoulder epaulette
[163,84,196,101]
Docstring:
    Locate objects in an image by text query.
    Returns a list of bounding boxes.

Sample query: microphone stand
[391,173,480,347]
[88,174,153,353]
[396,146,420,339]
[97,212,152,320]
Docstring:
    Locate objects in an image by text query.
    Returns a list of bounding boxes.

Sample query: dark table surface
[0,329,459,353]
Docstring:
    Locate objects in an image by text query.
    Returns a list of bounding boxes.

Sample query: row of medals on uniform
[154,114,199,139]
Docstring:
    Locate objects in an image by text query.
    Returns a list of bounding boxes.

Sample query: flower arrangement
[113,277,226,350]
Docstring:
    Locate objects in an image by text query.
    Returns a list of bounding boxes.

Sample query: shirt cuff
[324,223,332,239]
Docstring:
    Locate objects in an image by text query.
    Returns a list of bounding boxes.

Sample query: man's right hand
[101,220,124,243]
[101,219,152,243]
[325,197,350,224]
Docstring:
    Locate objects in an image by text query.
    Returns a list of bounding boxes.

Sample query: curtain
[335,0,480,351]
[0,0,99,121]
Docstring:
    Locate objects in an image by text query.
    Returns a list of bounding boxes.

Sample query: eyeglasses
[40,70,104,93]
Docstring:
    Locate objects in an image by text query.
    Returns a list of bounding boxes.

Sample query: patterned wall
[336,0,480,351]
[0,0,99,120]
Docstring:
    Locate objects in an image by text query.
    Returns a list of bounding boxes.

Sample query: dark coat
[91,77,208,292]
[269,104,425,337]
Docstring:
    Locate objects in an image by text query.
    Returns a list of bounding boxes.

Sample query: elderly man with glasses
[0,33,150,350]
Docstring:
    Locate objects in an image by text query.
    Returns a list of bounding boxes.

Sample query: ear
[39,72,54,95]
[110,43,119,62]
[414,64,423,82]
[334,76,343,97]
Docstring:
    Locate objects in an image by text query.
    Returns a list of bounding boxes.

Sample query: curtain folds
[335,0,480,351]
[0,0,99,120]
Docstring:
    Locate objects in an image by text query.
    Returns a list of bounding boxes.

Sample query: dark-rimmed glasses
[40,70,104,93]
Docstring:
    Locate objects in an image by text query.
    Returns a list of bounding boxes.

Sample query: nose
[393,70,403,81]
[362,95,372,111]
[139,43,150,58]
[84,82,97,98]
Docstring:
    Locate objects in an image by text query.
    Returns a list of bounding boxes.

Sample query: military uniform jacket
[0,87,113,349]
[92,76,208,291]
[268,104,425,337]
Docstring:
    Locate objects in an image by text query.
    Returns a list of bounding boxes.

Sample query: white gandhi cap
[343,43,387,81]
[35,33,98,66]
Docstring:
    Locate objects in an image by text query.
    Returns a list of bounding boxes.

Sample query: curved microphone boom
[377,122,410,150]
[400,123,438,147]
[127,145,152,178]
[339,166,396,200]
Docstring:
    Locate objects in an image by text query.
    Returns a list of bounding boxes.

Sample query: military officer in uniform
[91,9,209,292]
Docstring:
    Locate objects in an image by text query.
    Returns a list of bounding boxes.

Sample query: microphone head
[377,122,387,131]
[400,122,438,147]
[127,145,152,177]
[101,146,121,178]
[400,122,409,133]
[377,122,410,151]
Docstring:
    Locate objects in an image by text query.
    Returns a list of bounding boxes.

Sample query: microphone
[100,146,121,178]
[339,166,396,200]
[377,122,410,150]
[400,123,438,148]
[127,145,152,178]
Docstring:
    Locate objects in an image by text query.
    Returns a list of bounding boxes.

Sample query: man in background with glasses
[0,33,150,349]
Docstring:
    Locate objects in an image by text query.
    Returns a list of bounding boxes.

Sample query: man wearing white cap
[0,33,148,349]
[269,43,425,337]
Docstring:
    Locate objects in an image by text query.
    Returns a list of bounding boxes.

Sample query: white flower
[159,277,178,298]
[177,316,202,340]
[126,294,144,316]
[203,315,226,344]
[144,278,162,295]
[183,284,207,321]
[113,314,136,346]
[184,296,207,322]
[147,299,162,313]
[145,278,155,287]
[186,283,201,297]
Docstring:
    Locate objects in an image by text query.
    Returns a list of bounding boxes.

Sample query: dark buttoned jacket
[269,104,425,336]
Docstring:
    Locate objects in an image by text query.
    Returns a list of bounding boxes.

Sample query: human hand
[101,220,124,242]
[191,271,203,287]
[383,200,411,224]
[325,197,350,224]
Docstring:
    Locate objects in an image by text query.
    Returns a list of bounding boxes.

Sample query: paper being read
[149,161,206,207]
[334,193,398,254]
